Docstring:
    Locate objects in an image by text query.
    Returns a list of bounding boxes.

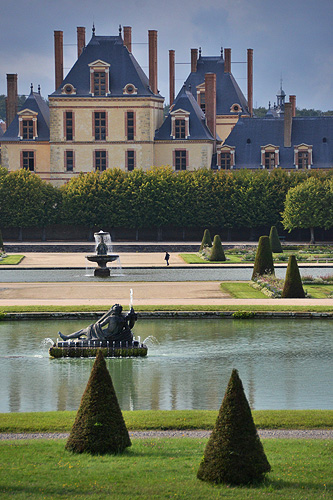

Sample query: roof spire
[92,23,95,37]
[30,83,33,93]
[119,24,122,36]
[199,47,202,57]
[220,47,223,58]
[38,84,41,94]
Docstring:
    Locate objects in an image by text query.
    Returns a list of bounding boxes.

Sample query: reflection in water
[0,318,332,413]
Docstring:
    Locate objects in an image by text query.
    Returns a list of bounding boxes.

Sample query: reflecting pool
[0,318,332,413]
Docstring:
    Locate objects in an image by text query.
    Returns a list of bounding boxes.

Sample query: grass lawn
[1,410,332,433]
[220,281,267,298]
[0,438,331,499]
[305,284,333,298]
[0,255,24,265]
[180,253,242,264]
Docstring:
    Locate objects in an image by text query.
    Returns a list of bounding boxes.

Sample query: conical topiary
[197,369,271,485]
[200,229,212,251]
[252,235,274,279]
[282,255,305,298]
[269,226,283,253]
[65,350,131,455]
[209,235,226,261]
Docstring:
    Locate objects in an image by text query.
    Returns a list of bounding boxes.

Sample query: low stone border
[1,311,332,321]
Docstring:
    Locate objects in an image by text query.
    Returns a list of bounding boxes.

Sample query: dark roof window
[247,138,251,144]
[323,137,327,143]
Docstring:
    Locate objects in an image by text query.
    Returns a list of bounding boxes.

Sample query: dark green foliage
[66,350,131,455]
[0,229,4,251]
[232,311,255,319]
[282,255,305,298]
[197,369,271,485]
[200,229,212,251]
[209,234,226,261]
[269,226,283,253]
[252,236,275,279]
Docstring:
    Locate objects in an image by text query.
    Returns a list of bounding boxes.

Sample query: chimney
[54,30,63,91]
[169,50,175,106]
[284,102,293,147]
[148,30,158,94]
[123,26,132,52]
[224,48,231,73]
[289,95,296,117]
[247,48,253,117]
[77,27,85,59]
[205,73,216,150]
[191,48,198,73]
[6,74,18,128]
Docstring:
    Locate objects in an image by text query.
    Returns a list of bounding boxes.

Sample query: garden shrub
[66,350,131,455]
[282,255,305,298]
[209,235,226,261]
[197,369,271,485]
[269,225,283,253]
[252,236,275,279]
[232,311,255,319]
[200,229,212,251]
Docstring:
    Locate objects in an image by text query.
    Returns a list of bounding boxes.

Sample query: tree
[281,177,330,244]
[269,225,283,253]
[209,234,226,261]
[66,350,131,455]
[252,236,274,279]
[197,369,271,485]
[200,229,212,250]
[282,255,305,298]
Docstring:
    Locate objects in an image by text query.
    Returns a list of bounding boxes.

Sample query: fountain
[86,230,119,277]
[49,300,148,359]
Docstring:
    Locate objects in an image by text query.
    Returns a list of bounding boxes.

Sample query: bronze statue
[58,304,137,344]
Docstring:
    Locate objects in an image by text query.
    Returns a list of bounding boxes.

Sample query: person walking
[164,251,170,266]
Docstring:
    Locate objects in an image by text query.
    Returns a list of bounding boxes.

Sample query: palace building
[1,25,332,184]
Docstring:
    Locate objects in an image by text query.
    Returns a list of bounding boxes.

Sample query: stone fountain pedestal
[86,254,119,277]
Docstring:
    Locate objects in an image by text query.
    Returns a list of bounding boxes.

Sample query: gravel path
[1,429,332,441]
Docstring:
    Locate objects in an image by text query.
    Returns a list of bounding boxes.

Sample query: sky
[0,0,332,111]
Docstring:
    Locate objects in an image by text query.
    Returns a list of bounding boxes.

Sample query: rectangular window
[22,120,34,139]
[175,119,186,139]
[221,153,231,170]
[298,151,309,169]
[127,150,135,171]
[126,111,135,140]
[22,151,35,171]
[65,112,73,141]
[65,151,74,171]
[264,152,275,169]
[95,150,107,171]
[175,150,187,171]
[94,112,106,141]
[93,71,106,96]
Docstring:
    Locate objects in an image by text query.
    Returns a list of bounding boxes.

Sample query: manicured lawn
[305,284,333,298]
[0,438,331,499]
[0,255,24,265]
[180,253,242,264]
[1,410,332,433]
[220,281,267,298]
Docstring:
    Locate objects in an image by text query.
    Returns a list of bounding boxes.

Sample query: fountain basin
[86,254,119,277]
[49,339,147,358]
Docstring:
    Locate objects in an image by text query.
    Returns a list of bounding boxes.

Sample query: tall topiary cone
[282,255,305,298]
[197,369,271,485]
[200,229,212,251]
[252,235,274,279]
[209,234,226,261]
[66,350,131,454]
[269,226,283,253]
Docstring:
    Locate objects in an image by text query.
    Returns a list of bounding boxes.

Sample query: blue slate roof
[1,90,50,142]
[180,55,249,116]
[224,116,333,169]
[0,125,4,138]
[155,86,215,141]
[50,33,163,99]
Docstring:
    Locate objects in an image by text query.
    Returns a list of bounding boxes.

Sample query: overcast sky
[0,0,332,110]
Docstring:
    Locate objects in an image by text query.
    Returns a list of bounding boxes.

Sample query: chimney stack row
[6,73,18,129]
[54,30,63,91]
[77,27,86,59]
[169,50,175,106]
[123,26,132,52]
[148,30,158,94]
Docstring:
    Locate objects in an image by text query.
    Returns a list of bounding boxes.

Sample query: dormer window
[218,145,235,169]
[62,83,76,95]
[230,103,242,113]
[261,145,279,169]
[123,83,138,95]
[294,144,312,169]
[196,83,206,113]
[18,109,38,140]
[88,60,110,96]
[170,108,190,139]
